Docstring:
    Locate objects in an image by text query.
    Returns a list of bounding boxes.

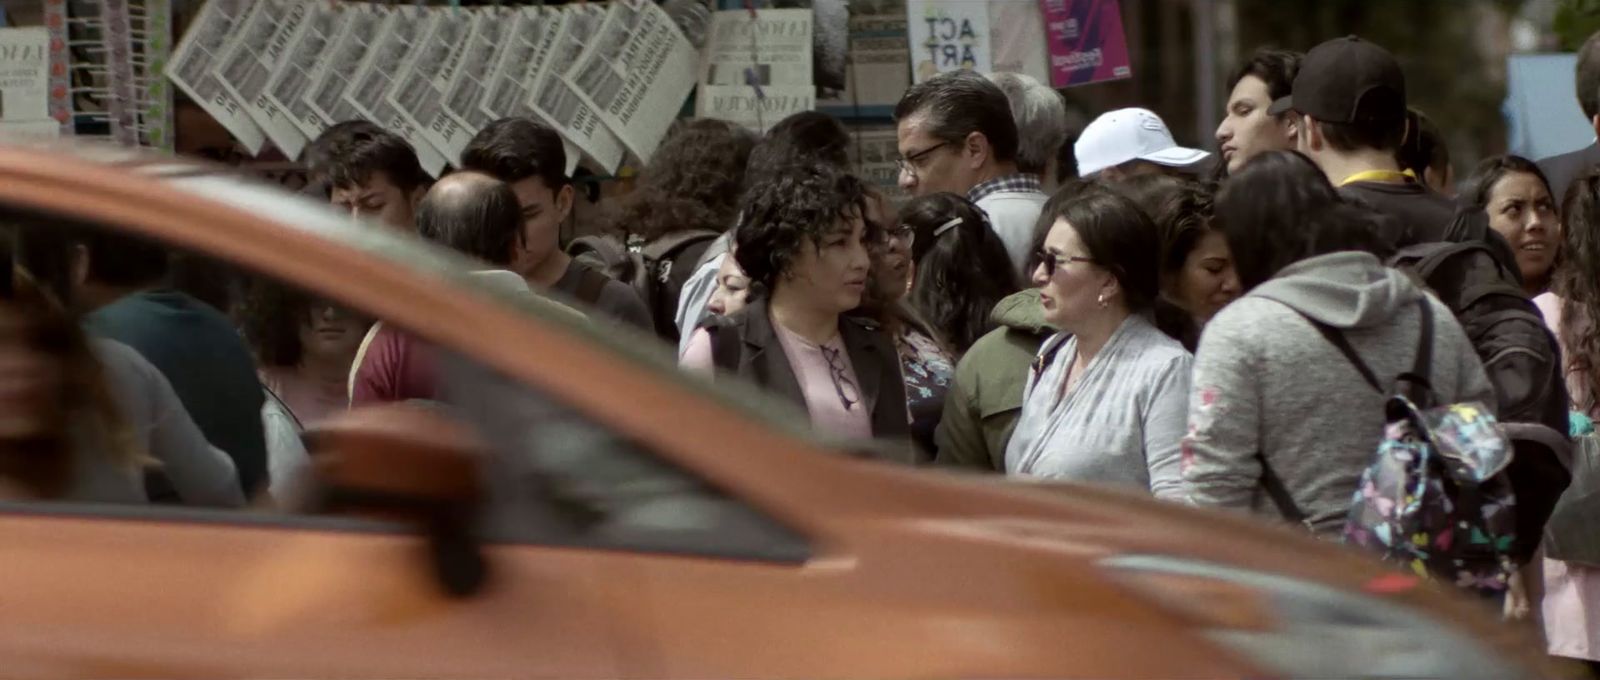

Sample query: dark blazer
[706,298,912,460]
[1538,142,1600,208]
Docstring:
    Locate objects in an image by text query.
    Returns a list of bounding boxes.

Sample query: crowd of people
[2,22,1600,672]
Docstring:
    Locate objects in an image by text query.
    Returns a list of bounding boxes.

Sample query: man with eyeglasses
[893,71,1046,278]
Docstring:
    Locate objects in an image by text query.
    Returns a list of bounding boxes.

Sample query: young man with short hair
[894,71,1045,277]
[460,118,650,329]
[1270,36,1451,248]
[1539,29,1600,205]
[1074,108,1211,182]
[305,121,431,232]
[1216,48,1302,176]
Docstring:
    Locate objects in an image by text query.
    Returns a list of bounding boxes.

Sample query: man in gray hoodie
[1182,151,1493,535]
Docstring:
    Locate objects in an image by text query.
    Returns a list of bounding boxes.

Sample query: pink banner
[1040,0,1132,89]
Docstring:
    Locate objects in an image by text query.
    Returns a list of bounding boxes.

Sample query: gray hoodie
[1182,252,1494,535]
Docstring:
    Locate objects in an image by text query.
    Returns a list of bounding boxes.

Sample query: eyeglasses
[894,142,951,178]
[819,345,861,412]
[1036,250,1096,278]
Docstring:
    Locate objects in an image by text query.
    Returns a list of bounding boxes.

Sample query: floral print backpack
[1268,300,1517,595]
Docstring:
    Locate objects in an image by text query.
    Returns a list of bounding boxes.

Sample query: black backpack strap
[1301,316,1383,392]
[1400,299,1436,405]
[574,265,610,306]
[1258,455,1310,526]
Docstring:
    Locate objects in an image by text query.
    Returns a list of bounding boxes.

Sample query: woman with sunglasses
[681,165,910,456]
[1004,185,1192,497]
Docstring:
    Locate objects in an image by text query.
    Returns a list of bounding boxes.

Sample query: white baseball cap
[1074,107,1210,177]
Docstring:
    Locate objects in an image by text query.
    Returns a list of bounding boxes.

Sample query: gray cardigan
[1182,253,1494,534]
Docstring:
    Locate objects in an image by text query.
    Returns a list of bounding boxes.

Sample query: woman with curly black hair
[680,165,910,454]
[902,193,1020,356]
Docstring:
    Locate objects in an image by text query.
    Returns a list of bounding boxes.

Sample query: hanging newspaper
[479,8,573,175]
[0,28,51,121]
[213,0,312,158]
[528,4,626,174]
[696,85,813,133]
[565,0,697,163]
[387,7,473,167]
[167,0,265,154]
[304,3,384,129]
[340,5,446,176]
[439,7,511,161]
[700,8,813,87]
[265,1,346,147]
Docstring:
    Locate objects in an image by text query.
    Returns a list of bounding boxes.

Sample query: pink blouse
[681,324,874,440]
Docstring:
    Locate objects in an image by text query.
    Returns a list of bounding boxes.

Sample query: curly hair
[1558,170,1600,412]
[904,193,1019,355]
[735,165,870,292]
[239,278,313,368]
[612,119,756,241]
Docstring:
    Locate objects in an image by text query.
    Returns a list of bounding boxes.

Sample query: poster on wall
[990,0,1051,85]
[1039,0,1132,89]
[906,0,990,84]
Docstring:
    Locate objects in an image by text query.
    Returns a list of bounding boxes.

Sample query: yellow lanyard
[1339,169,1417,186]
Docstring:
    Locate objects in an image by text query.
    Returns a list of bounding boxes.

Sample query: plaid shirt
[968,173,1045,203]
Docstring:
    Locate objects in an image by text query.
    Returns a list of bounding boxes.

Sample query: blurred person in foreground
[1004,184,1191,497]
[1398,108,1454,196]
[1538,30,1600,205]
[675,111,853,356]
[1215,48,1302,178]
[681,165,910,455]
[461,118,649,329]
[1182,150,1491,535]
[987,72,1069,190]
[14,223,265,498]
[304,120,431,232]
[894,71,1046,277]
[1109,175,1240,351]
[602,119,757,342]
[350,172,542,406]
[1074,108,1211,183]
[5,234,242,506]
[1459,156,1561,297]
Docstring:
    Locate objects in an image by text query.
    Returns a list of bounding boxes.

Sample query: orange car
[0,142,1568,679]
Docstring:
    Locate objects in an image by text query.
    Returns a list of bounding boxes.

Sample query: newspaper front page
[695,85,813,133]
[700,8,813,86]
[479,8,581,175]
[265,1,347,146]
[213,0,312,158]
[387,8,474,167]
[850,126,905,201]
[341,6,447,176]
[439,7,511,160]
[166,0,266,153]
[529,4,626,173]
[303,3,385,130]
[564,0,697,162]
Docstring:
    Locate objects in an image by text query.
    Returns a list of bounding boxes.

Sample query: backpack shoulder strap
[1300,314,1383,393]
[641,229,720,261]
[574,265,610,306]
[1407,298,1436,389]
[1258,454,1310,526]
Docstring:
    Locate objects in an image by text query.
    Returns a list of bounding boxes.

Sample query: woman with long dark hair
[902,193,1021,357]
[1109,175,1239,350]
[1004,185,1191,496]
[1459,155,1561,296]
[1183,150,1491,534]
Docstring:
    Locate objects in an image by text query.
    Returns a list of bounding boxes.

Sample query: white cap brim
[1139,146,1211,168]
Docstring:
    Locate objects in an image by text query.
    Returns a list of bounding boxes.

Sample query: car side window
[0,206,808,563]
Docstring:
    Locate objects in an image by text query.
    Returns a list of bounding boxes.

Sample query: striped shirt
[1005,314,1191,499]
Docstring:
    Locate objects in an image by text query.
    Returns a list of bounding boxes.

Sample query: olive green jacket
[933,290,1052,472]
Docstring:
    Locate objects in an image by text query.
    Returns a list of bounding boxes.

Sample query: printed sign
[696,84,813,132]
[907,0,990,83]
[1040,0,1132,88]
[0,28,50,121]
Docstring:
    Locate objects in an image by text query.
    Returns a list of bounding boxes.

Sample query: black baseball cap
[1268,36,1405,124]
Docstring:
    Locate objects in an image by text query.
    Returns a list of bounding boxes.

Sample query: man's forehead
[896,112,937,143]
[333,170,401,197]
